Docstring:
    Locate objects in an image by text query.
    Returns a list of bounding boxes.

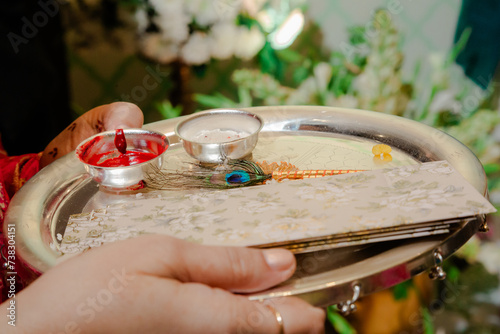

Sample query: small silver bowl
[76,128,169,188]
[175,109,264,163]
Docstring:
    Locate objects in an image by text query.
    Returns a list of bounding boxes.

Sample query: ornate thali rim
[4,106,487,306]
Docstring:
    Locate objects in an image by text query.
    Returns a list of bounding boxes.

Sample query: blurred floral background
[61,0,500,332]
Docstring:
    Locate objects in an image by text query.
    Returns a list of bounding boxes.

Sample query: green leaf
[192,64,208,78]
[193,94,222,108]
[276,49,303,63]
[446,27,472,67]
[392,279,414,300]
[237,15,259,29]
[258,43,276,74]
[293,66,309,84]
[258,42,284,80]
[474,137,488,154]
[459,261,499,294]
[411,59,422,88]
[193,93,238,108]
[483,163,500,175]
[488,177,500,193]
[326,306,356,334]
[347,26,367,45]
[446,264,461,283]
[155,100,182,119]
[421,307,434,334]
[237,87,252,107]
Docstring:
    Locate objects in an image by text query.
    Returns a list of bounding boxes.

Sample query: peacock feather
[144,159,364,190]
[145,160,272,190]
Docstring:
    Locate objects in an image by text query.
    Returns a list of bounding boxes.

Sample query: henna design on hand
[67,122,77,132]
[48,147,58,158]
[95,120,104,132]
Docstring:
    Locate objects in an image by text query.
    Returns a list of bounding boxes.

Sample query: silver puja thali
[4,106,488,307]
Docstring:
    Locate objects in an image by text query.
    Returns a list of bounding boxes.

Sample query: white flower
[134,8,149,33]
[180,32,211,65]
[334,95,359,109]
[149,0,183,17]
[196,5,220,26]
[325,92,359,109]
[140,34,179,64]
[428,53,450,87]
[477,241,500,275]
[428,53,445,69]
[234,26,265,60]
[286,77,316,104]
[209,22,239,59]
[183,0,201,14]
[256,11,274,32]
[313,62,332,92]
[429,90,461,114]
[211,0,242,23]
[154,14,190,44]
[184,0,227,26]
[242,0,265,16]
[147,0,190,43]
[354,71,378,99]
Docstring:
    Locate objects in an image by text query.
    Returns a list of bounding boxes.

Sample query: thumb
[100,102,144,130]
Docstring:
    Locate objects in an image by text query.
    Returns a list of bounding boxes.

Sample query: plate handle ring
[337,283,361,315]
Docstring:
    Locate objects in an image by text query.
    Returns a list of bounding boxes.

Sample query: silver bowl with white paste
[175,109,264,163]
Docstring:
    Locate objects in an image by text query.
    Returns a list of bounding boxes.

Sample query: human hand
[7,235,325,333]
[40,102,144,168]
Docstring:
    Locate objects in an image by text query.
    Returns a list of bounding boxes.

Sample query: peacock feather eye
[225,170,251,184]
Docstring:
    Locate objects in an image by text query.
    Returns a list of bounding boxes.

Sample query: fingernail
[263,249,295,271]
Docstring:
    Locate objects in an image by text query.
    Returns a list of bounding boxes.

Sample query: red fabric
[0,141,41,301]
[0,143,41,201]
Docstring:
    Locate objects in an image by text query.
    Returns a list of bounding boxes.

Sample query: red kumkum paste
[87,150,158,167]
[84,129,159,167]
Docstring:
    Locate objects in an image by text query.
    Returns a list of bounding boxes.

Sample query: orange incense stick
[271,169,365,181]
